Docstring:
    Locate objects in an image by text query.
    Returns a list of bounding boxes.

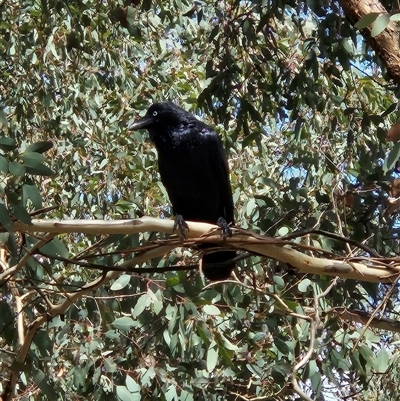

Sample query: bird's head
[128,101,189,132]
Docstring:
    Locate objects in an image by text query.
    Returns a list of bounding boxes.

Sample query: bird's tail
[201,249,236,281]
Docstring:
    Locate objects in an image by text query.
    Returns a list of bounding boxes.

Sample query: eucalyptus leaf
[355,12,380,29]
[0,155,8,173]
[25,141,53,153]
[24,163,54,176]
[112,317,136,332]
[206,347,218,372]
[9,161,26,176]
[0,136,17,151]
[371,13,390,37]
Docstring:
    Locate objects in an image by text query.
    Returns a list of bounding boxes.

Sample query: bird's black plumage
[128,101,236,280]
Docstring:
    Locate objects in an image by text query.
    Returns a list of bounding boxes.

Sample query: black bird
[128,101,236,280]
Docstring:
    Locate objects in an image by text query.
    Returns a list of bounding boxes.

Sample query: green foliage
[1,1,400,400]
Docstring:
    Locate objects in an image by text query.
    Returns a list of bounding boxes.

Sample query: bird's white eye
[152,111,158,117]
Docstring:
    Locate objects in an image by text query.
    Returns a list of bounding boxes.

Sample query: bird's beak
[127,115,153,131]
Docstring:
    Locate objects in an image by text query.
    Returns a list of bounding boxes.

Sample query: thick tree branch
[338,0,400,83]
[6,217,400,283]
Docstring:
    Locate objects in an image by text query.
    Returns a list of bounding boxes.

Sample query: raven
[128,101,236,280]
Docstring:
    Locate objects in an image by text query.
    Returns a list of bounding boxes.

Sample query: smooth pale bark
[7,217,400,283]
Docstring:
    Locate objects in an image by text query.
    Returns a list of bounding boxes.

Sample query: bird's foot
[173,214,190,239]
[217,217,232,240]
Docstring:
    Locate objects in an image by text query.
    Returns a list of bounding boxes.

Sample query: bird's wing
[155,118,234,224]
[195,121,235,224]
